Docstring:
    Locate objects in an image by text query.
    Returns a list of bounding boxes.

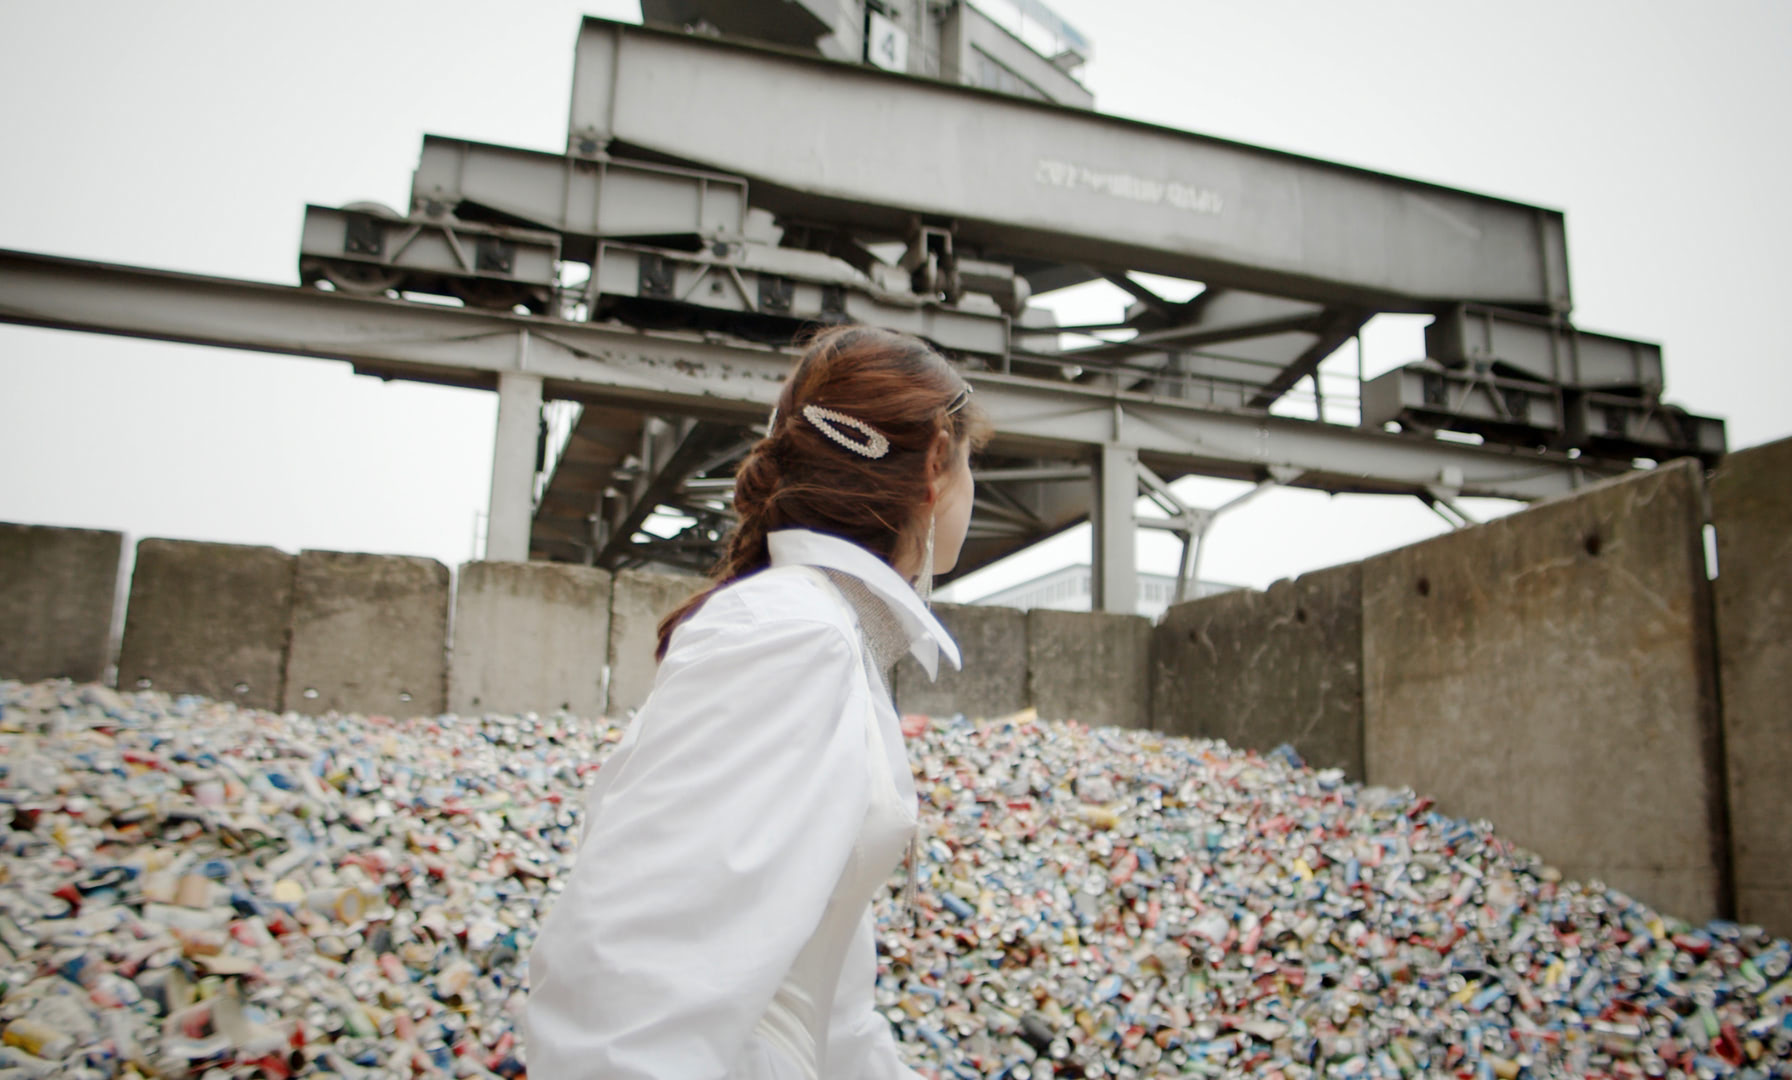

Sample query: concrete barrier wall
[0,523,123,684]
[1153,562,1364,777]
[605,569,701,715]
[896,602,1030,719]
[10,429,1790,936]
[603,583,1136,727]
[1363,461,1727,923]
[1710,436,1792,938]
[282,550,451,717]
[449,562,612,719]
[117,539,294,710]
[1029,609,1152,729]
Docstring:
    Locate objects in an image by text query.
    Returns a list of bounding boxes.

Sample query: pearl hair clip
[801,404,891,459]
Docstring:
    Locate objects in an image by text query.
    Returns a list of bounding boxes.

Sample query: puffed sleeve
[525,598,873,1080]
[826,909,928,1079]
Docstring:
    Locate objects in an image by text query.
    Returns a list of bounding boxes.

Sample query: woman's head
[656,325,989,658]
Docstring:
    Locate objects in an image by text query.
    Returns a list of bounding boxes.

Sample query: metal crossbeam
[0,249,1604,503]
[1247,307,1373,409]
[596,420,743,567]
[529,404,645,563]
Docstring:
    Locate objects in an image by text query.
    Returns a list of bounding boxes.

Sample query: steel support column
[1092,443,1138,614]
[487,355,543,562]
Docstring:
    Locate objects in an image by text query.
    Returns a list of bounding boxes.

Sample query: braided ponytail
[653,325,987,659]
[706,444,778,584]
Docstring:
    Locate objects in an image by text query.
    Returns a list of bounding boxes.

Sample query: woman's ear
[926,428,953,483]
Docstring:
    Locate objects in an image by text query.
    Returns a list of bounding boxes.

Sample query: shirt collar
[765,528,962,680]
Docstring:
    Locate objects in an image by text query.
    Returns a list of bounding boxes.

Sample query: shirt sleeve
[826,909,928,1080]
[525,599,873,1080]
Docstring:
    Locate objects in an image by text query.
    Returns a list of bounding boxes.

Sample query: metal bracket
[1422,467,1478,529]
[343,212,384,257]
[475,237,516,275]
[759,274,795,315]
[820,284,847,320]
[638,253,676,300]
[1134,463,1292,606]
[1421,491,1478,529]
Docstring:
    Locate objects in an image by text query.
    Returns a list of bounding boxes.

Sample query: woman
[526,325,987,1079]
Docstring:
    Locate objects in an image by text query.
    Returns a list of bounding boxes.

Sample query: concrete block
[282,550,450,717]
[116,539,294,709]
[1153,563,1363,776]
[1029,609,1152,729]
[606,569,701,715]
[0,523,123,683]
[1363,461,1726,923]
[896,602,1029,719]
[449,561,612,719]
[1710,436,1792,938]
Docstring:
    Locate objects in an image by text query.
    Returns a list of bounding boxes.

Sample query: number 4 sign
[866,11,909,73]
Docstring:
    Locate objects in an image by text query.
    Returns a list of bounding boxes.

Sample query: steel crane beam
[0,248,1604,504]
[569,17,1572,314]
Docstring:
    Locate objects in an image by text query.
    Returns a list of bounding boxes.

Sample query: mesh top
[817,567,910,702]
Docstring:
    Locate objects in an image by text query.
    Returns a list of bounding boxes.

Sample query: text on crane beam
[1035,159,1224,215]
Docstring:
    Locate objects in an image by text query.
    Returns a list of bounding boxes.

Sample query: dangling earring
[916,513,936,607]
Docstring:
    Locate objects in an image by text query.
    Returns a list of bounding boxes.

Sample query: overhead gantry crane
[0,3,1723,611]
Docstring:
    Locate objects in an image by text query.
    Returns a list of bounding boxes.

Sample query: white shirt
[525,529,960,1079]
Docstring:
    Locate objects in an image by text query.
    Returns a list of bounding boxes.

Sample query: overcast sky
[2,1,1787,601]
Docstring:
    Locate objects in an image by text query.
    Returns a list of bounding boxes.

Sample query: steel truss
[2,248,1617,605]
[1,12,1726,612]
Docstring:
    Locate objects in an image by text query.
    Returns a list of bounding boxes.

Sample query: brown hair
[655,325,989,659]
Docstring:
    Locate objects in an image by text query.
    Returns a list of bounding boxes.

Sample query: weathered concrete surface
[449,562,612,719]
[1710,436,1792,938]
[1029,609,1152,729]
[606,569,701,715]
[0,523,123,683]
[116,539,294,709]
[1153,563,1364,776]
[1363,461,1727,923]
[281,551,450,717]
[896,602,1029,719]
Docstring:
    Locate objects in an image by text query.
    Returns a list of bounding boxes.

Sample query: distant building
[961,563,1238,621]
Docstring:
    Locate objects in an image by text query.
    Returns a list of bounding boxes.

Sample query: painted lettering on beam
[1035,158,1224,215]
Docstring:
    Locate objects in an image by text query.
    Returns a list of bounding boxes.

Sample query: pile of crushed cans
[876,713,1789,1080]
[0,680,1786,1079]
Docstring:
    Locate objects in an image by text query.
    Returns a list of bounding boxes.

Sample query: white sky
[2,1,1787,601]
